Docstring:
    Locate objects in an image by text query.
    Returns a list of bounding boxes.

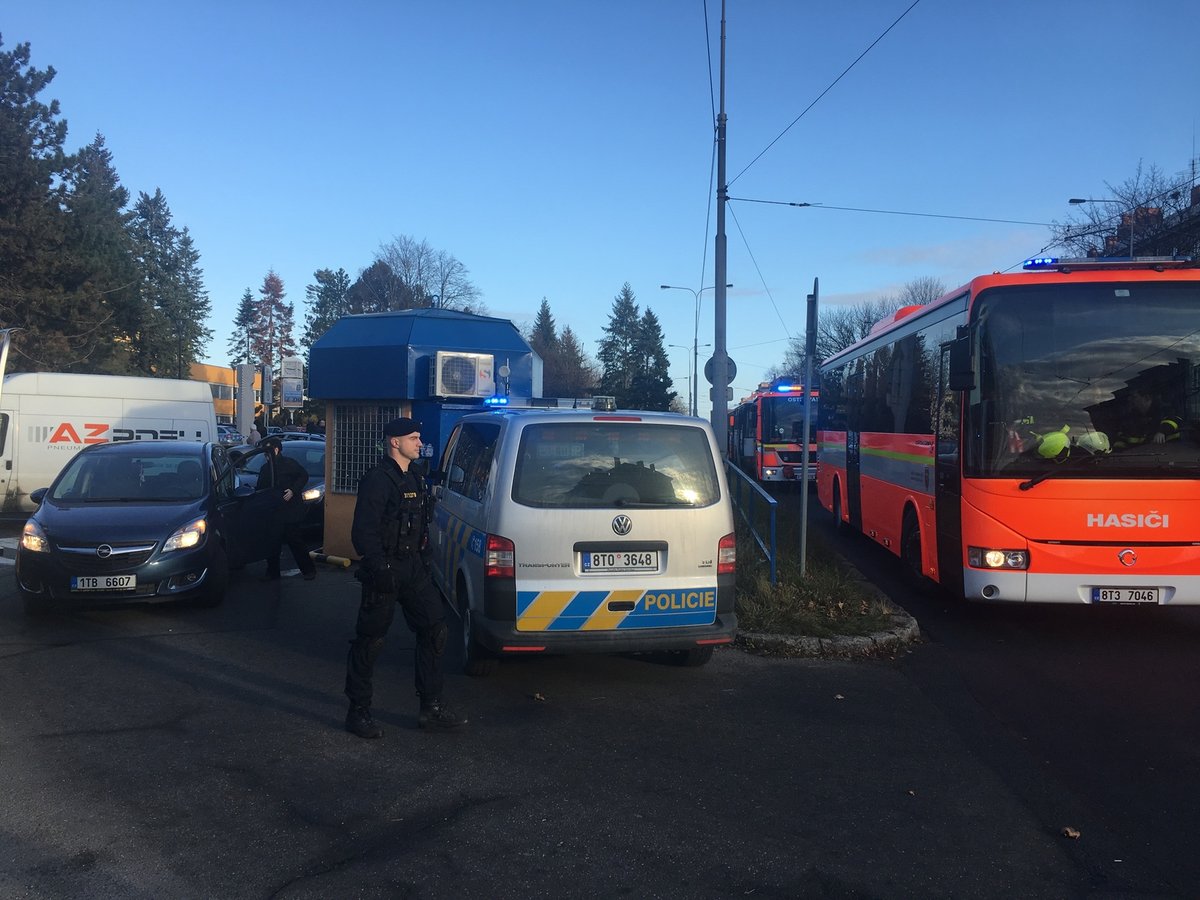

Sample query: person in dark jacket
[260,436,317,581]
[344,417,466,737]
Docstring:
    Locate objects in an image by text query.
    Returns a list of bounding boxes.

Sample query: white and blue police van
[429,402,737,674]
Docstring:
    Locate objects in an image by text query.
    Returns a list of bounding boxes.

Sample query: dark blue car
[15,441,278,615]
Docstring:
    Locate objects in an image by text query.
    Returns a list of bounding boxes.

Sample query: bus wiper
[1018,454,1104,491]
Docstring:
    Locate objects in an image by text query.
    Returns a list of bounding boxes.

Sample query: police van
[429,404,737,674]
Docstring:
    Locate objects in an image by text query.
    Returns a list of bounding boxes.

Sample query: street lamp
[660,283,732,417]
[667,342,712,416]
[667,344,692,414]
[1069,198,1135,256]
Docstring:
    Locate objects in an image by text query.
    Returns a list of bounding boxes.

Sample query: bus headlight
[968,547,1028,569]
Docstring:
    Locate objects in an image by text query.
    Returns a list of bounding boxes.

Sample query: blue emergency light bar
[1024,255,1193,271]
[484,396,509,406]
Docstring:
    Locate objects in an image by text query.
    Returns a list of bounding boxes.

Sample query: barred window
[331,404,404,493]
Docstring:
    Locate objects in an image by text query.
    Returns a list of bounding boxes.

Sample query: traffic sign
[704,356,737,385]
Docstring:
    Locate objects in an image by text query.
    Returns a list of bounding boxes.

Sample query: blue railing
[725,462,778,585]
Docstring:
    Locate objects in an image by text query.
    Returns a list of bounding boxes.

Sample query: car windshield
[51,451,208,502]
[967,281,1200,480]
[511,422,720,508]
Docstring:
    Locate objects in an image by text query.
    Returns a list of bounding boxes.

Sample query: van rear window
[512,422,720,508]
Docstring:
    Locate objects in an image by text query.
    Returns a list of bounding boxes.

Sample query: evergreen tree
[0,38,73,372]
[128,189,208,377]
[252,271,297,407]
[597,282,642,401]
[301,267,351,356]
[347,260,415,313]
[555,325,597,398]
[64,134,140,374]
[226,288,257,365]
[627,307,676,411]
[529,298,557,355]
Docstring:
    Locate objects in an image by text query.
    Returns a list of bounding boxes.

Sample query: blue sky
[8,1,1200,413]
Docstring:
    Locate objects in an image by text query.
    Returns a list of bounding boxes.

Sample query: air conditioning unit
[431,351,495,398]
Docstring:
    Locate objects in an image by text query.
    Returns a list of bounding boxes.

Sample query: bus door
[934,344,964,595]
[845,369,863,529]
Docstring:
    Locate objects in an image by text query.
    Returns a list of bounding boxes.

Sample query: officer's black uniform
[344,418,465,736]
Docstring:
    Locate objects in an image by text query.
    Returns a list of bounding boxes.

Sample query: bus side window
[0,412,7,456]
[937,346,961,466]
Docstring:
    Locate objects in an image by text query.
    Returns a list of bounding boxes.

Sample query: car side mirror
[30,487,47,505]
[448,464,466,487]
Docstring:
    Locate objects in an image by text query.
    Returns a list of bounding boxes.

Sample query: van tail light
[485,534,515,579]
[717,532,736,575]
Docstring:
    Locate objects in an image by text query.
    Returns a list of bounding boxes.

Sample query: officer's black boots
[418,701,468,730]
[345,705,383,739]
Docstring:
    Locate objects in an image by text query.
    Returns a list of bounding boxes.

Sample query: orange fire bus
[728,379,818,483]
[816,256,1200,604]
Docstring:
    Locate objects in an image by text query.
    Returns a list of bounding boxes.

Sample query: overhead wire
[729,0,923,189]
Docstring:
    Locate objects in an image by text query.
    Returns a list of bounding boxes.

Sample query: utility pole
[711,0,730,451]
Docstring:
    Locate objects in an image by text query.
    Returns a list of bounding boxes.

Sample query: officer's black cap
[383,417,421,438]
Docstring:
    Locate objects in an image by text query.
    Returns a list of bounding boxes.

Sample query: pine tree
[128,188,209,377]
[253,271,297,407]
[597,282,642,402]
[529,298,558,355]
[64,134,140,374]
[627,308,676,411]
[301,267,351,356]
[555,325,597,398]
[0,38,73,372]
[226,288,257,365]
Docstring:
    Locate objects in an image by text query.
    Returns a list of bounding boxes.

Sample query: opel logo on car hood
[611,515,632,536]
[96,544,113,558]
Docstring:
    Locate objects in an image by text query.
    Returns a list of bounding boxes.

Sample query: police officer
[344,417,466,737]
[261,436,317,581]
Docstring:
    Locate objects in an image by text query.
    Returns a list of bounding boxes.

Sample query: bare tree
[1051,159,1199,258]
[768,276,945,383]
[374,235,484,313]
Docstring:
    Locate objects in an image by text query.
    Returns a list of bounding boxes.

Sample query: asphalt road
[0,508,1196,898]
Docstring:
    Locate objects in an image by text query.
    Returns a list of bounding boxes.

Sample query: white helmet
[1076,431,1111,455]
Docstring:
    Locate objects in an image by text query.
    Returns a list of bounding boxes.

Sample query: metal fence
[725,462,778,585]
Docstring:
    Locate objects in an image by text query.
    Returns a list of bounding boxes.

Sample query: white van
[0,372,217,513]
[430,406,737,674]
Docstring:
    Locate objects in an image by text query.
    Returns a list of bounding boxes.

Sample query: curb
[735,611,920,659]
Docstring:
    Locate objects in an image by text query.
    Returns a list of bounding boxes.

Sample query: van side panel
[0,373,218,512]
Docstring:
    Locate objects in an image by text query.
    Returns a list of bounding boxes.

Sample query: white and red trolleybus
[816,256,1200,604]
[728,379,818,483]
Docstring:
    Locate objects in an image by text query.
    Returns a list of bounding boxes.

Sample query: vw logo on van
[611,515,632,536]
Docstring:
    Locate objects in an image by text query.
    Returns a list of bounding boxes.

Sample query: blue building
[308,307,538,556]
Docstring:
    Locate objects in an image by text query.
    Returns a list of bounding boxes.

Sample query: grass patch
[734,493,896,638]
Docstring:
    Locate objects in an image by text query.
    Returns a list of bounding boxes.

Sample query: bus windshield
[968,281,1200,479]
[761,394,813,443]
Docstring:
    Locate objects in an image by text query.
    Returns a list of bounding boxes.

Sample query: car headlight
[301,486,323,502]
[967,546,1028,569]
[163,517,208,553]
[21,519,49,553]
